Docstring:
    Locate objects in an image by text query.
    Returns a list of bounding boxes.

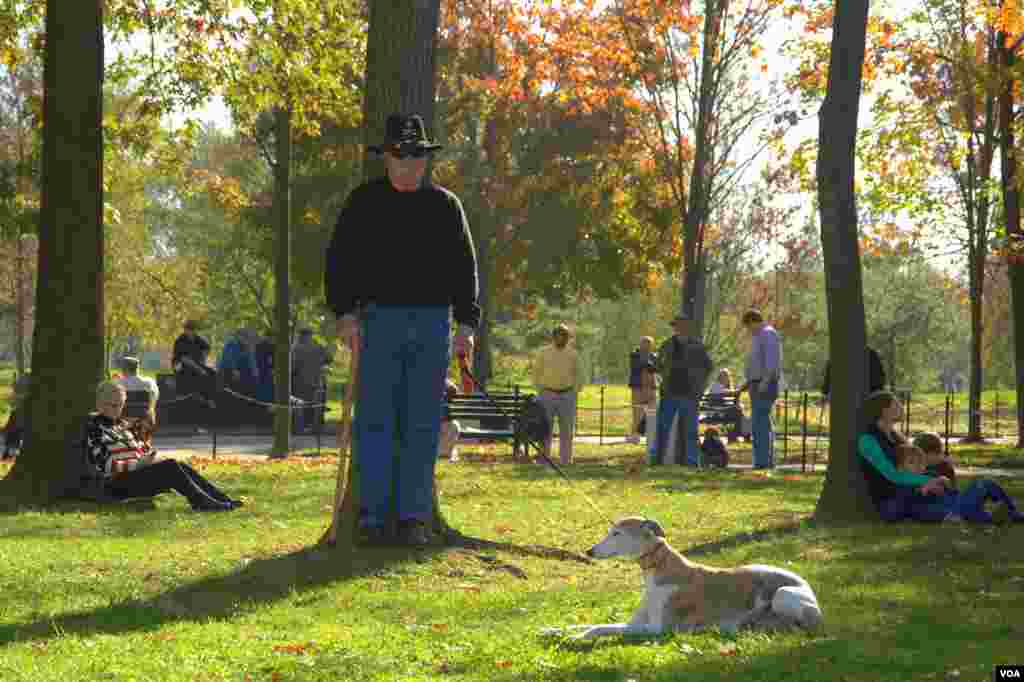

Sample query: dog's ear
[642,519,665,538]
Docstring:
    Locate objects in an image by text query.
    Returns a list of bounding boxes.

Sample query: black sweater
[324,177,481,328]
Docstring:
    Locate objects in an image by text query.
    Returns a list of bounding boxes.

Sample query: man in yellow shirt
[532,323,582,465]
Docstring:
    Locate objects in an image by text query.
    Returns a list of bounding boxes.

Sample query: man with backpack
[653,314,713,466]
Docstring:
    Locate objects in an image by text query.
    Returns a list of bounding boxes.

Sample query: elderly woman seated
[84,381,242,511]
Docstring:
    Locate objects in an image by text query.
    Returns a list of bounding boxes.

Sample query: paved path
[149,433,1023,477]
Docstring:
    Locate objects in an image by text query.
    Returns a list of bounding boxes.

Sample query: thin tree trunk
[679,0,723,331]
[965,83,996,443]
[998,30,1024,448]
[271,104,292,458]
[3,0,105,502]
[14,229,24,377]
[813,0,876,522]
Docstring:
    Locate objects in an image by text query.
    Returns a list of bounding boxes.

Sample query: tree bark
[813,0,877,522]
[679,0,723,334]
[329,0,447,547]
[3,0,105,502]
[271,104,292,458]
[998,30,1024,448]
[964,75,996,443]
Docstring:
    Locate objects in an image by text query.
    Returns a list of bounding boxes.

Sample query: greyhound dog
[545,517,823,640]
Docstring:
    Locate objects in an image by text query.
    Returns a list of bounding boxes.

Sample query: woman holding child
[859,391,1022,524]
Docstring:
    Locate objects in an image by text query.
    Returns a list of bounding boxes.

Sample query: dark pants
[292,380,321,432]
[176,367,217,422]
[880,479,1022,523]
[3,409,24,454]
[106,459,233,509]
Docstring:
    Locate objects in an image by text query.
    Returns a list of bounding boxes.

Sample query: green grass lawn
[2,443,1023,681]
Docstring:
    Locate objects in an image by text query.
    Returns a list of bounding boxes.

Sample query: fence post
[575,388,580,438]
[944,393,951,456]
[599,385,605,446]
[782,389,789,464]
[995,391,1001,440]
[904,390,911,435]
[801,392,809,473]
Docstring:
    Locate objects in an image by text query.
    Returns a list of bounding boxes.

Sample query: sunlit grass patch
[0,444,1022,681]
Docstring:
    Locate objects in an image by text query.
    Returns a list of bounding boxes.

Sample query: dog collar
[637,541,665,571]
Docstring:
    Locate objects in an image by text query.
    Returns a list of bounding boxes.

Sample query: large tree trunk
[998,30,1024,448]
[813,0,876,522]
[3,0,105,503]
[271,104,292,458]
[329,0,446,548]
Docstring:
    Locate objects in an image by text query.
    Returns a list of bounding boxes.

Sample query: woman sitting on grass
[859,391,1022,524]
[84,381,242,511]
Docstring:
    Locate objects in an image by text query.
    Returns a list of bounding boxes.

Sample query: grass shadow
[0,541,435,648]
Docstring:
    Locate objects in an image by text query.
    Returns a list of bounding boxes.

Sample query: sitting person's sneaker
[396,519,432,547]
[990,501,1012,525]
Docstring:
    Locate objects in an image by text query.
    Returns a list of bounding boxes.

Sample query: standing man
[821,345,886,402]
[325,113,479,547]
[653,315,712,466]
[738,309,782,469]
[292,327,331,433]
[628,336,657,444]
[172,320,217,427]
[115,355,160,421]
[532,323,582,465]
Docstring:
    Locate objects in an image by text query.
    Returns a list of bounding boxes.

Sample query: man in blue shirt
[739,309,781,469]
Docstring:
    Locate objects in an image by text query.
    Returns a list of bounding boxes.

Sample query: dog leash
[456,354,613,525]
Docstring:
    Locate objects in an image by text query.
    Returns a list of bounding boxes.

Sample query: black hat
[120,356,140,371]
[368,113,443,156]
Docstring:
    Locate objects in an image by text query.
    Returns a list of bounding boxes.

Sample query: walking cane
[321,336,360,547]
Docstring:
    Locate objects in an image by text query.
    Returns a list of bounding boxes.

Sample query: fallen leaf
[273,642,313,655]
[495,659,514,668]
[431,623,449,632]
[719,644,738,656]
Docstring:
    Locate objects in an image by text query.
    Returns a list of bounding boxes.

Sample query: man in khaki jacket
[532,323,582,465]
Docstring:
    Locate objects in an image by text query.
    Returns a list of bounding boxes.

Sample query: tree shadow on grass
[0,523,590,649]
[0,541,437,648]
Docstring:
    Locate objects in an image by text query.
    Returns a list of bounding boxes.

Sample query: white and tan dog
[546,517,823,640]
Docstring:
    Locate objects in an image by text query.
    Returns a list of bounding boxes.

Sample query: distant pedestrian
[292,328,331,433]
[533,323,582,465]
[738,309,781,469]
[628,336,657,444]
[653,314,713,466]
[172,319,217,427]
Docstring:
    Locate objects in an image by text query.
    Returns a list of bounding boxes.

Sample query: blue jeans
[654,397,701,466]
[750,381,777,469]
[880,479,1022,523]
[950,479,1022,522]
[354,305,450,528]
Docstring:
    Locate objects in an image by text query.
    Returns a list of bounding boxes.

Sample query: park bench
[447,389,539,459]
[698,390,747,442]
